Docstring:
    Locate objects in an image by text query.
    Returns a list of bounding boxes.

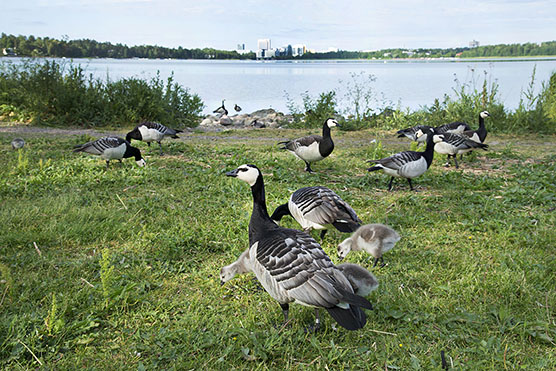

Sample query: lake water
[3,57,556,115]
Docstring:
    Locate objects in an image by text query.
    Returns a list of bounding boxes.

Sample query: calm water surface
[4,57,556,114]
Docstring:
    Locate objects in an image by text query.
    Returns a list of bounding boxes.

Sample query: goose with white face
[225,164,260,186]
[326,118,338,128]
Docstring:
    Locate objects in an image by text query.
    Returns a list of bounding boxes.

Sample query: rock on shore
[199,109,293,130]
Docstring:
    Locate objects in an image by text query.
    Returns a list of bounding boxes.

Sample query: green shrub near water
[286,69,556,134]
[0,59,204,127]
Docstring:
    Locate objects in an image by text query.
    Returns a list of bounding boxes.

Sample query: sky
[3,0,556,51]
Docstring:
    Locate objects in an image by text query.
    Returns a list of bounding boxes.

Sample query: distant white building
[469,40,480,48]
[257,39,271,51]
[236,43,251,55]
[256,39,273,59]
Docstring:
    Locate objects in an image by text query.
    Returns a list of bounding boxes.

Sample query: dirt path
[1,124,555,149]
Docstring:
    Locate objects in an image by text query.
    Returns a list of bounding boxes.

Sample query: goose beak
[225,169,239,177]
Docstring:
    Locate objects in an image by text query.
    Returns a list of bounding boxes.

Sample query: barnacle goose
[278,118,339,173]
[125,122,183,155]
[270,186,362,240]
[432,131,488,168]
[337,224,401,267]
[234,104,242,113]
[11,138,25,150]
[462,111,490,143]
[368,127,435,191]
[213,100,228,116]
[73,136,146,168]
[226,164,372,331]
[220,251,379,298]
[336,263,379,296]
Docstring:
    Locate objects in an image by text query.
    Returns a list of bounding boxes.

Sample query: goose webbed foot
[407,178,418,192]
[304,309,322,333]
[304,162,314,173]
[372,257,385,268]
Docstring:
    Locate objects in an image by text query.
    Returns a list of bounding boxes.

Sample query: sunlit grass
[0,129,555,369]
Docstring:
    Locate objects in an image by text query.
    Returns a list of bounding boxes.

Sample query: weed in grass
[100,248,115,309]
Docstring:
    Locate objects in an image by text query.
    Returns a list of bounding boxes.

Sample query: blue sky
[3,0,556,51]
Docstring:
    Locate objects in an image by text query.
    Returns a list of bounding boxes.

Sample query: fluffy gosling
[338,224,401,267]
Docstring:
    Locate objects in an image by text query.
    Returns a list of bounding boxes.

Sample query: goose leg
[158,141,163,155]
[387,176,395,191]
[106,160,110,169]
[319,230,327,241]
[454,155,459,169]
[280,303,290,324]
[304,161,314,173]
[380,257,386,267]
[372,257,379,267]
[407,178,416,191]
[305,309,322,333]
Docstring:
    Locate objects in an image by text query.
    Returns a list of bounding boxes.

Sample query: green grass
[0,128,555,369]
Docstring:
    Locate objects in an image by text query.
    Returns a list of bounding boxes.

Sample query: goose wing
[253,229,370,309]
[292,187,361,229]
[73,136,125,154]
[369,150,422,171]
[282,135,322,151]
[141,121,180,135]
[435,122,471,134]
[437,133,487,150]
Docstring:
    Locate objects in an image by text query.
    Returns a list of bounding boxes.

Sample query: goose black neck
[478,114,485,129]
[124,145,142,161]
[322,121,331,138]
[249,174,275,243]
[423,133,436,167]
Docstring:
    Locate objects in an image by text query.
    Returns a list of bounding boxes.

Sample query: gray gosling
[338,224,401,267]
[336,263,379,296]
[221,250,379,297]
[220,249,252,285]
[11,138,25,150]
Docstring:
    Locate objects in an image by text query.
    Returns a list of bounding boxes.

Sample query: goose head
[337,237,353,260]
[127,146,146,167]
[326,118,339,128]
[416,127,435,142]
[225,164,260,187]
[480,111,490,119]
[219,265,237,286]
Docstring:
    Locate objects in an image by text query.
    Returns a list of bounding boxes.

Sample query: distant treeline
[0,33,254,60]
[297,41,556,60]
[1,33,556,60]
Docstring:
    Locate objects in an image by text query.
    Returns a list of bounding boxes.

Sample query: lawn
[0,127,555,369]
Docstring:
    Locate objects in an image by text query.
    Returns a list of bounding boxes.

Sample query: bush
[285,90,338,128]
[284,66,556,134]
[0,59,204,127]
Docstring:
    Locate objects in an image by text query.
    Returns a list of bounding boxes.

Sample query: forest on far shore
[1,33,556,60]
